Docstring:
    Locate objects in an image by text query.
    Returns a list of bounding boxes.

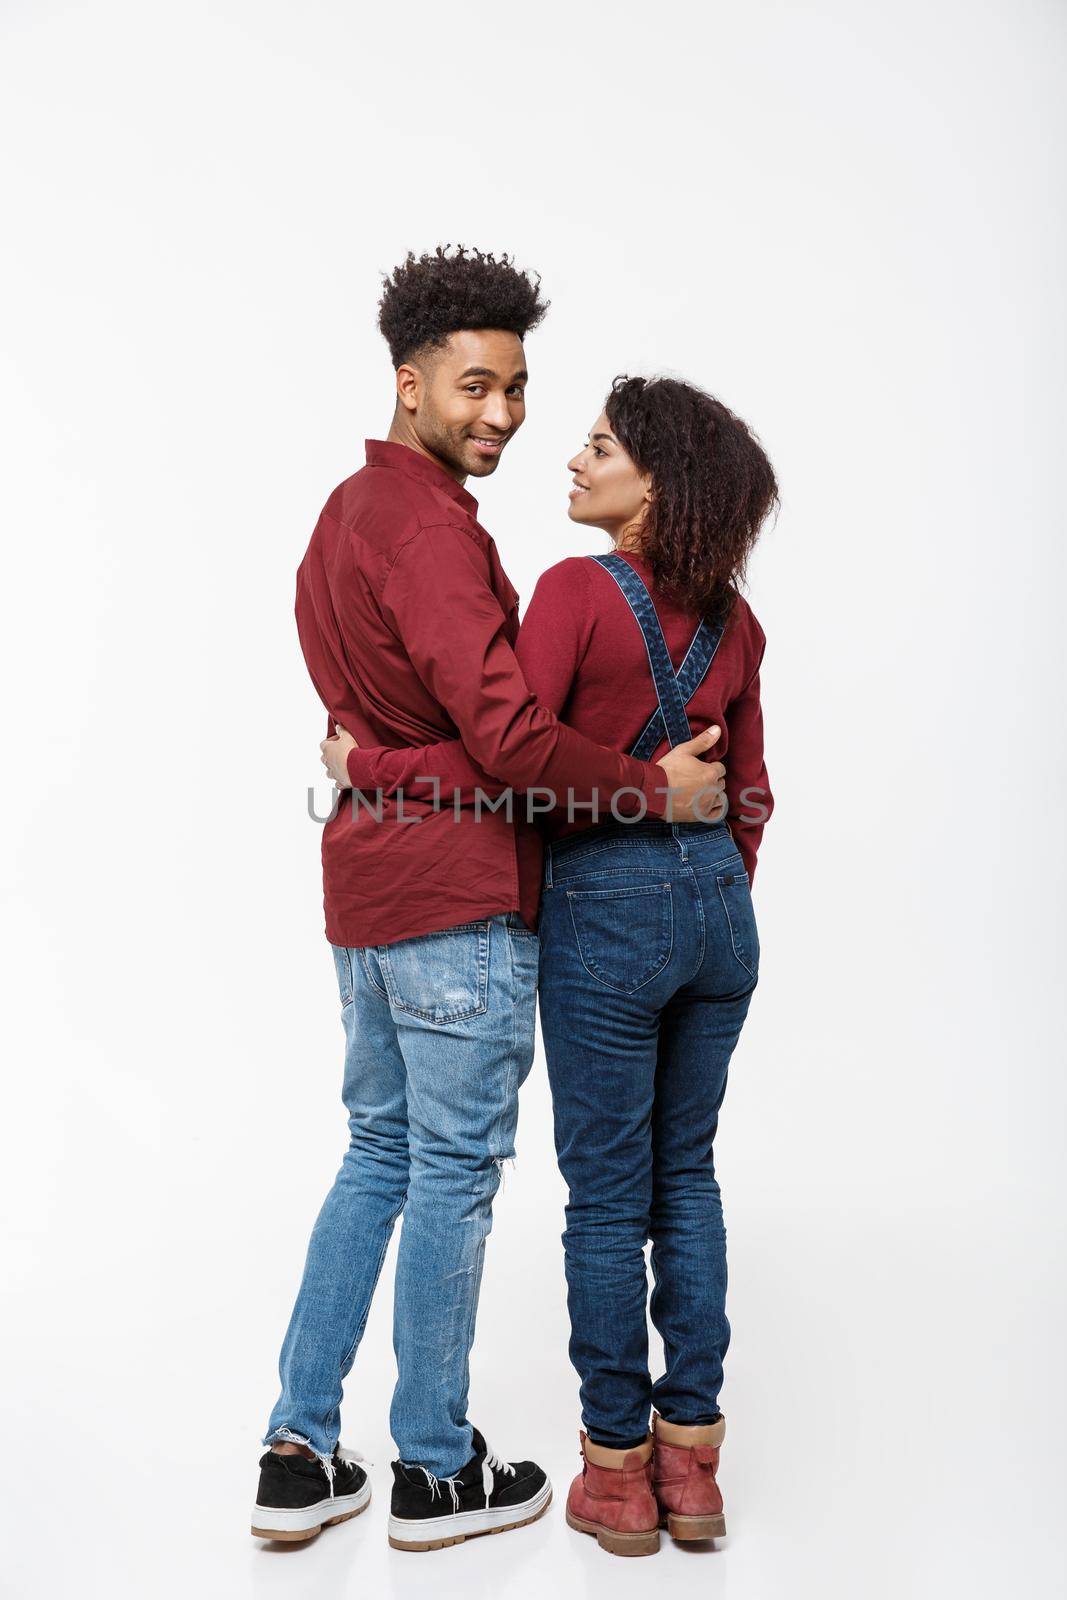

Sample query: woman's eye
[593,446,606,458]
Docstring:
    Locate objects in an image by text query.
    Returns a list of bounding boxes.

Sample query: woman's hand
[320,723,359,788]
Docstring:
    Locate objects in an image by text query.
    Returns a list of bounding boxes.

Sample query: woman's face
[567,412,650,537]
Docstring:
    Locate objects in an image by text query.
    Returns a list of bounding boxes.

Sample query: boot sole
[251,1483,372,1541]
[661,1510,727,1541]
[566,1507,660,1557]
[388,1482,552,1551]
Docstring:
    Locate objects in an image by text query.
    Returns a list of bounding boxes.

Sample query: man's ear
[395,361,421,414]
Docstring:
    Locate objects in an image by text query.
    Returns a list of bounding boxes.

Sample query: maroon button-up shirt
[294,441,667,947]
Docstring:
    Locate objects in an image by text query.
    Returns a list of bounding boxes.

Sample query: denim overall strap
[589,553,725,758]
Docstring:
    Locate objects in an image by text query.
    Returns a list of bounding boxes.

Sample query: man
[252,246,722,1551]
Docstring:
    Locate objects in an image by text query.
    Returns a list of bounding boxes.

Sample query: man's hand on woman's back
[656,727,727,823]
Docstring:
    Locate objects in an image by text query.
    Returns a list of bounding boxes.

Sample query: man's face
[401,329,528,478]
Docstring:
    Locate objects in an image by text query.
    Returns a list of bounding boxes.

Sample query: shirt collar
[365,439,479,518]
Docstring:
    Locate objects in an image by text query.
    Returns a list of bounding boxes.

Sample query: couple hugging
[252,244,777,1559]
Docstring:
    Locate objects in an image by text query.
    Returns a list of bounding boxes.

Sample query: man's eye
[506,386,526,398]
[465,385,485,396]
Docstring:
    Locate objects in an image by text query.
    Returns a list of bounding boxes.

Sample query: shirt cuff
[346,747,378,790]
[635,760,669,819]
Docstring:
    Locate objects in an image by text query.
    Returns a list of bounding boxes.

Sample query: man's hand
[656,726,727,823]
[320,723,359,789]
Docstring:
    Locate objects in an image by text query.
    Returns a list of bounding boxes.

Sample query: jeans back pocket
[379,921,491,1024]
[567,882,673,994]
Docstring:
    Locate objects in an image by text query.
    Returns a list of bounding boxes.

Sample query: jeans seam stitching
[357,947,389,1002]
[339,1195,405,1372]
[716,881,758,979]
[692,854,746,878]
[689,868,707,980]
[554,866,680,886]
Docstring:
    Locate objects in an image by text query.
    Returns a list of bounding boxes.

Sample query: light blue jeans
[263,912,538,1478]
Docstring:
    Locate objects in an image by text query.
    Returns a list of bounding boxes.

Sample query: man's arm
[343,554,585,803]
[342,550,726,819]
[378,525,702,817]
[345,734,504,803]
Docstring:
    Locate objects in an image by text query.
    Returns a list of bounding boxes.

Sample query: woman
[332,375,777,1557]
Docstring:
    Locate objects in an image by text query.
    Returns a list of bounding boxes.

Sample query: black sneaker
[387,1427,552,1551]
[251,1443,371,1541]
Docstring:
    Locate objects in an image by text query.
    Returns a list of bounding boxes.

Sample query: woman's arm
[722,632,773,883]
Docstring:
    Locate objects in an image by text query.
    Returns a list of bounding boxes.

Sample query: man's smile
[470,435,509,457]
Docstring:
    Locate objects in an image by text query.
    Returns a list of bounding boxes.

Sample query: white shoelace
[418,1467,462,1514]
[323,1442,369,1500]
[401,1441,515,1513]
[481,1443,516,1507]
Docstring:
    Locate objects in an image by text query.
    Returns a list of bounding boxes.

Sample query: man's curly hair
[378,245,548,368]
[605,375,779,625]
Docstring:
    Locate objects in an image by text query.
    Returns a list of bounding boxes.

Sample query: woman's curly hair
[605,375,778,625]
[378,245,548,367]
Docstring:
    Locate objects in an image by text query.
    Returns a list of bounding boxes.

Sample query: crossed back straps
[588,553,725,759]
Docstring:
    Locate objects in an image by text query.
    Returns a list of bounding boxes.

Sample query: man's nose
[480,392,512,433]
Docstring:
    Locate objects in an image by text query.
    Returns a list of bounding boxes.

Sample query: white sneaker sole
[388,1479,552,1551]
[251,1479,372,1541]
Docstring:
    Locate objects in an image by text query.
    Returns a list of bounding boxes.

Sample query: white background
[2,2,1064,1596]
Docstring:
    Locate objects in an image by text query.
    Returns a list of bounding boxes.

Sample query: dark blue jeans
[538,820,759,1447]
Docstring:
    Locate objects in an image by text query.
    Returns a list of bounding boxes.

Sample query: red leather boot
[651,1412,727,1541]
[565,1432,660,1557]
